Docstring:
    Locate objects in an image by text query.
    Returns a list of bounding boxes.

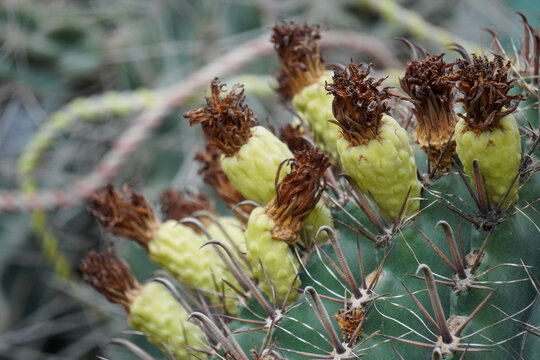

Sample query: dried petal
[81,246,140,312]
[326,63,397,146]
[184,79,258,156]
[88,185,159,251]
[456,55,525,131]
[265,147,330,244]
[272,22,326,99]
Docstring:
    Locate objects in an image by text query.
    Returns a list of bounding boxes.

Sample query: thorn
[436,221,466,279]
[416,264,453,344]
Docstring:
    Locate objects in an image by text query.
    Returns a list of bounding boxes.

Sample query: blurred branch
[358,0,481,53]
[2,30,398,212]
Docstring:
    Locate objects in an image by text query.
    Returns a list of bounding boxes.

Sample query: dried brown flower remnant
[272,22,326,99]
[81,246,141,312]
[333,308,365,344]
[456,55,525,131]
[265,147,330,244]
[184,79,258,156]
[195,144,246,208]
[88,185,159,251]
[401,54,458,169]
[279,124,309,153]
[326,63,395,146]
[160,188,213,222]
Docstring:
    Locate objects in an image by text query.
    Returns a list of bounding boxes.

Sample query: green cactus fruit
[328,63,421,222]
[221,125,293,204]
[292,73,340,159]
[337,114,421,221]
[245,206,300,303]
[129,282,208,359]
[186,79,333,241]
[455,115,521,207]
[454,55,526,208]
[81,247,208,359]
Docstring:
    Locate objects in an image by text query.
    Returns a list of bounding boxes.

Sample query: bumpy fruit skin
[207,216,247,253]
[305,201,333,242]
[455,115,521,208]
[149,220,239,313]
[245,207,300,303]
[220,125,333,240]
[221,125,293,205]
[337,115,421,221]
[292,73,340,159]
[128,282,208,359]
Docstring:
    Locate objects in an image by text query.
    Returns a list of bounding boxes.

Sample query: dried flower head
[326,63,396,146]
[272,22,326,99]
[88,185,159,251]
[333,308,365,344]
[160,188,214,222]
[184,79,258,156]
[81,246,141,312]
[279,124,309,153]
[195,144,246,209]
[401,54,458,170]
[265,147,330,244]
[456,55,525,131]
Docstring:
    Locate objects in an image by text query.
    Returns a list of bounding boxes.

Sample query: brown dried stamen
[184,79,258,156]
[333,308,365,344]
[265,147,330,244]
[326,63,396,146]
[160,188,214,228]
[88,185,159,251]
[81,246,141,312]
[272,22,326,99]
[279,124,309,153]
[456,55,525,131]
[401,54,458,169]
[195,144,248,212]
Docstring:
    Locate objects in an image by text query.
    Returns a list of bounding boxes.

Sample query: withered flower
[184,79,258,156]
[194,144,246,208]
[88,185,159,251]
[333,308,365,344]
[401,54,458,169]
[265,147,330,244]
[160,188,214,222]
[456,55,525,131]
[279,124,309,153]
[272,22,326,99]
[326,63,395,146]
[81,246,140,312]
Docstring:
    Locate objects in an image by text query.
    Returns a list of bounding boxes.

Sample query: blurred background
[0,0,538,359]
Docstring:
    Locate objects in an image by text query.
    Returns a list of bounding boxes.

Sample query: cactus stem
[470,229,494,274]
[454,290,496,337]
[327,195,378,242]
[414,225,457,274]
[305,286,347,355]
[400,279,439,332]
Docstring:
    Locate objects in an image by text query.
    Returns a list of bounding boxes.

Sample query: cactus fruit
[327,63,422,222]
[81,18,540,360]
[454,55,525,208]
[245,148,330,303]
[185,78,334,241]
[81,247,208,358]
[88,185,242,313]
[272,23,341,158]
